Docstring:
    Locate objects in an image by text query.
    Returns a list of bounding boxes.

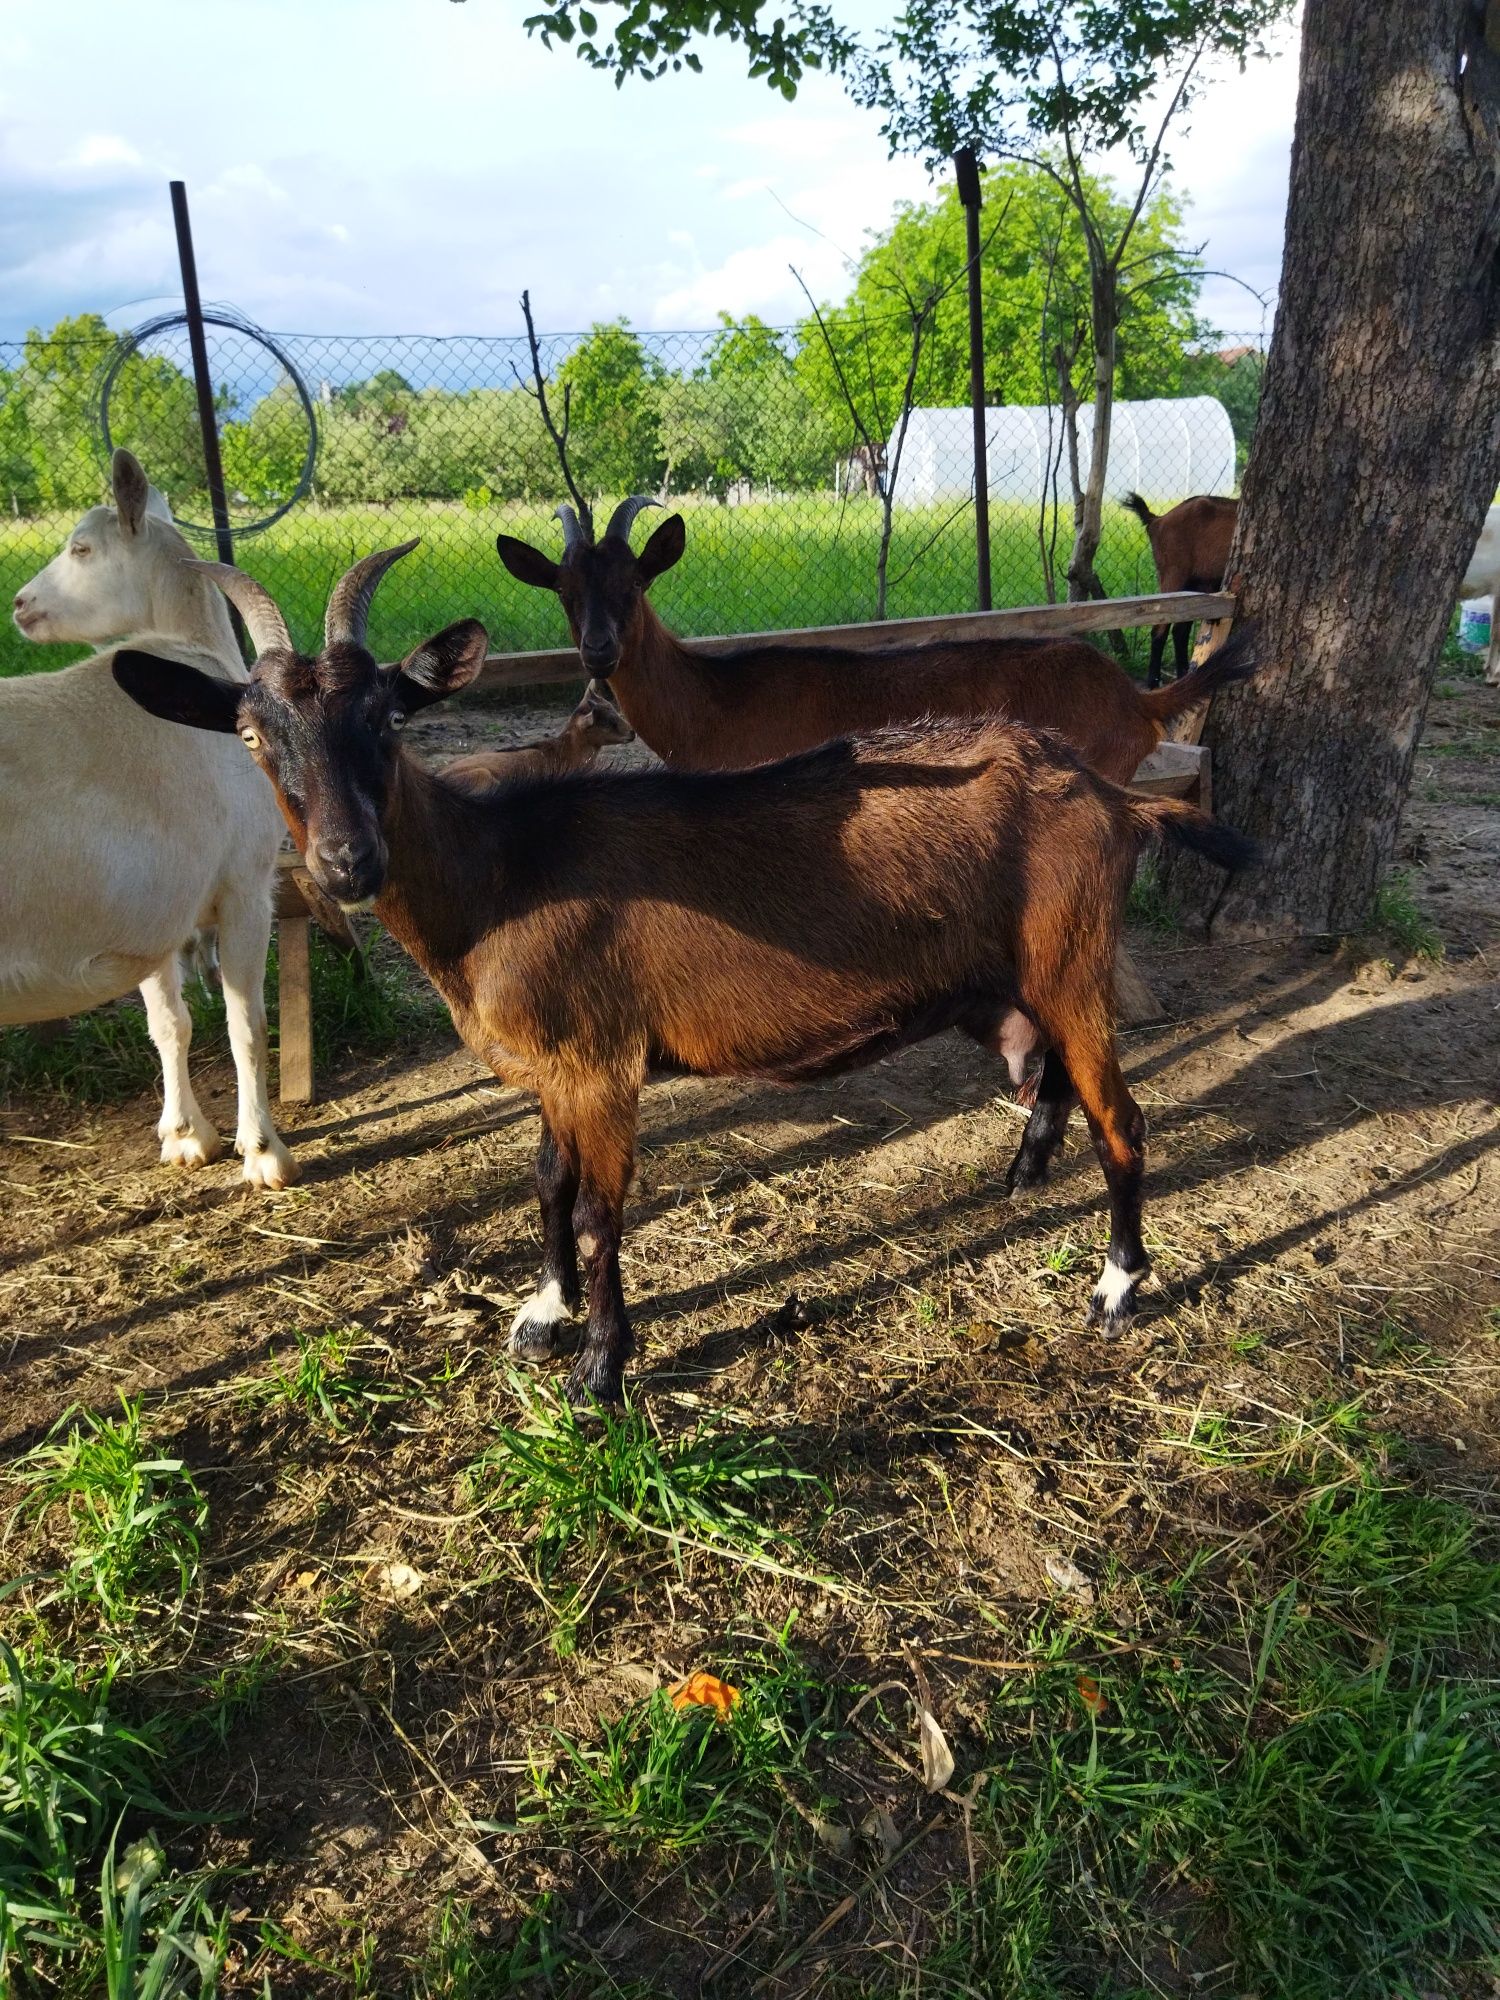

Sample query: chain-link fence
[0,316,1264,679]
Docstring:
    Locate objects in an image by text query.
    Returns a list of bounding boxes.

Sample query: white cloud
[70,134,143,170]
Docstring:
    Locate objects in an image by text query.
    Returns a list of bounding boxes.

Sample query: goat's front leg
[566,1089,640,1408]
[510,1109,582,1362]
[140,955,222,1170]
[217,880,298,1190]
[1486,615,1500,688]
[1057,1034,1150,1333]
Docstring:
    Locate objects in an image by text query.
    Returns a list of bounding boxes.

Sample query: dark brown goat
[495,499,1253,787]
[113,546,1257,1406]
[440,681,633,798]
[1123,493,1239,688]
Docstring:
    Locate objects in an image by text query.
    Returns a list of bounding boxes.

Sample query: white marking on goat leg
[509,1279,574,1357]
[1090,1257,1148,1321]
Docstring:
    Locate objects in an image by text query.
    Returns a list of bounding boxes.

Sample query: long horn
[555,503,589,551]
[603,494,661,546]
[184,560,293,656]
[324,539,420,650]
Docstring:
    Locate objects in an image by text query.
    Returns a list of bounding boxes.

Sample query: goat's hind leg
[1003,1050,1076,1193]
[1051,1028,1150,1332]
[217,880,297,1189]
[510,1110,582,1362]
[140,956,222,1169]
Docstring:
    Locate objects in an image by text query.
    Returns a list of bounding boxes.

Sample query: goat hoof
[509,1283,578,1363]
[239,1140,299,1191]
[1004,1155,1048,1196]
[564,1363,625,1412]
[1085,1261,1149,1334]
[158,1121,223,1170]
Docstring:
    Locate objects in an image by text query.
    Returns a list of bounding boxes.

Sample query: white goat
[1457,502,1500,687]
[5,450,296,1188]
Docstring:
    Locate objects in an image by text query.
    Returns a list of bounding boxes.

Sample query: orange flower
[669,1672,741,1719]
[1076,1673,1107,1717]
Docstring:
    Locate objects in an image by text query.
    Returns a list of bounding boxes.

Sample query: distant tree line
[0,163,1259,518]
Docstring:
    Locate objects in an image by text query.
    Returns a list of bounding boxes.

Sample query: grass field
[0,495,1164,677]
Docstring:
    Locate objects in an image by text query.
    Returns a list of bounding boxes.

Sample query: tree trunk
[1165,0,1500,934]
[1067,263,1116,602]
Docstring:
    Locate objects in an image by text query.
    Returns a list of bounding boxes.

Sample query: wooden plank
[1167,614,1236,747]
[277,911,315,1106]
[1115,944,1165,1026]
[468,591,1237,693]
[1128,741,1209,799]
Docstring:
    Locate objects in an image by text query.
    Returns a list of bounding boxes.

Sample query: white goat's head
[12,449,186,645]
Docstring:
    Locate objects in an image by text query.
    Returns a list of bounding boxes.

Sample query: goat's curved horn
[324,539,420,651]
[603,495,661,546]
[183,560,293,656]
[555,503,589,551]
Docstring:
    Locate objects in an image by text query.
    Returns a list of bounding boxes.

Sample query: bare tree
[513,289,593,536]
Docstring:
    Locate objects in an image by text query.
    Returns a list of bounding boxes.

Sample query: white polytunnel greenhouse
[885,396,1236,507]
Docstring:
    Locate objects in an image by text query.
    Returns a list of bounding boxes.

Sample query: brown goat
[495,499,1253,787]
[113,546,1257,1407]
[1123,493,1239,688]
[440,681,633,798]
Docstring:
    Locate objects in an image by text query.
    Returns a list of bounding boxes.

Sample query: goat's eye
[70,544,90,558]
[240,727,262,750]
[389,711,407,731]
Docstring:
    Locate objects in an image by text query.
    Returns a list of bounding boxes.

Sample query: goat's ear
[393,619,489,711]
[636,514,685,584]
[112,449,151,538]
[495,535,560,592]
[112,649,242,732]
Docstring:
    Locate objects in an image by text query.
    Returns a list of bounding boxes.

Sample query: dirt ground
[2,670,1498,1994]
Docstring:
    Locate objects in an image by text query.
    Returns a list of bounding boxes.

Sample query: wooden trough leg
[1115,943,1165,1027]
[277,906,315,1106]
[273,853,316,1107]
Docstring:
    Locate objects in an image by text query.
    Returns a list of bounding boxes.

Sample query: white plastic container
[1459,597,1493,653]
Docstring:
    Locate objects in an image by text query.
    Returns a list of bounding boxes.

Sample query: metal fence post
[953,148,991,612]
[169,181,236,575]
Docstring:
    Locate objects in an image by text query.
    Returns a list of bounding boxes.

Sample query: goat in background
[5,450,295,1188]
[1122,493,1239,688]
[495,499,1254,788]
[440,681,633,797]
[114,544,1257,1406]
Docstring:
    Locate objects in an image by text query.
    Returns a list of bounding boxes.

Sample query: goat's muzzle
[308,832,388,912]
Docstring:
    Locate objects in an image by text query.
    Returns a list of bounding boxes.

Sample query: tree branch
[511,288,592,535]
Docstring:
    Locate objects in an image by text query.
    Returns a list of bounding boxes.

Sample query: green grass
[1125,853,1182,935]
[0,1638,223,1994]
[837,1466,1500,1999]
[1,495,1164,678]
[1367,870,1445,964]
[0,931,442,1114]
[465,1374,821,1584]
[514,1650,845,1864]
[11,1398,207,1631]
[250,1326,417,1435]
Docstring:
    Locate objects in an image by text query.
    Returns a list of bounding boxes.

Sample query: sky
[0,0,1300,348]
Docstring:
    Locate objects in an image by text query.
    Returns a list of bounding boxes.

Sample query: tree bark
[1165,0,1500,934]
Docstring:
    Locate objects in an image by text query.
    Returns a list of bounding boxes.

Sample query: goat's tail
[1138,622,1256,726]
[1127,794,1260,877]
[1121,491,1155,528]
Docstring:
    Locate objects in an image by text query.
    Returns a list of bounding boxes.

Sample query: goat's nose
[310,833,384,898]
[13,592,28,611]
